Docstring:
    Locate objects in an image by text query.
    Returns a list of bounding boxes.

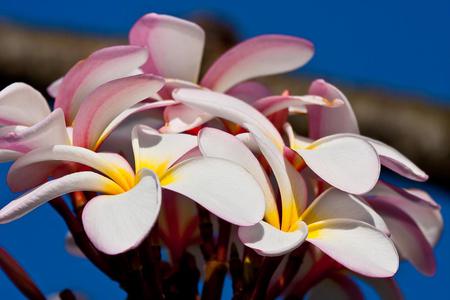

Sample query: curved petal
[365,182,443,247]
[96,100,175,148]
[296,135,380,195]
[132,125,197,177]
[8,145,134,192]
[245,123,297,231]
[0,82,50,126]
[0,150,21,162]
[72,74,164,149]
[172,88,284,150]
[160,104,211,134]
[55,45,149,123]
[47,77,63,98]
[0,171,122,224]
[129,13,205,82]
[301,188,389,234]
[82,169,161,255]
[254,95,343,117]
[309,273,364,300]
[327,133,428,181]
[161,157,265,226]
[201,35,314,92]
[226,81,272,104]
[369,199,436,276]
[238,220,308,256]
[308,79,359,139]
[198,127,279,228]
[307,219,399,277]
[0,109,70,155]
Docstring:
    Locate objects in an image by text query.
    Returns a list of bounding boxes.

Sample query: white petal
[82,169,161,255]
[129,13,205,82]
[296,135,380,194]
[172,88,284,150]
[307,219,399,277]
[132,125,197,176]
[198,127,279,228]
[160,104,211,133]
[0,172,122,224]
[308,79,359,139]
[0,150,21,162]
[161,157,265,226]
[0,109,70,156]
[301,188,389,234]
[238,220,308,256]
[0,82,50,126]
[8,145,134,192]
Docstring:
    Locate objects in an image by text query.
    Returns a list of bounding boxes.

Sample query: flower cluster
[0,13,443,299]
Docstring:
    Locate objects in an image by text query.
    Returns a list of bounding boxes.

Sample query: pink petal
[47,77,63,98]
[83,169,161,255]
[308,79,359,139]
[308,273,364,300]
[160,104,211,134]
[307,219,399,277]
[0,171,122,224]
[238,220,308,256]
[72,74,164,149]
[226,81,272,104]
[129,13,205,82]
[369,199,436,276]
[0,83,50,126]
[55,45,149,123]
[201,35,314,92]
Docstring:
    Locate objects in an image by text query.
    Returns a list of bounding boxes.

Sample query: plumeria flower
[198,126,398,277]
[0,83,70,162]
[127,13,315,133]
[0,125,266,255]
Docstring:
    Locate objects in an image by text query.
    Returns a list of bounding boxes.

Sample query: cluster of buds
[0,13,442,299]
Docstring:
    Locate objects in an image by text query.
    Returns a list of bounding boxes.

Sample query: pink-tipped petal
[172,88,284,150]
[47,77,63,98]
[0,171,122,224]
[72,74,164,150]
[0,109,70,156]
[307,219,399,277]
[301,188,389,234]
[161,157,265,226]
[254,95,343,117]
[296,135,380,195]
[0,83,50,126]
[226,81,272,104]
[201,35,314,92]
[132,125,197,176]
[199,127,279,228]
[160,104,211,134]
[238,220,308,256]
[8,145,134,192]
[55,45,149,123]
[308,79,359,139]
[369,199,436,276]
[82,169,161,255]
[129,13,205,82]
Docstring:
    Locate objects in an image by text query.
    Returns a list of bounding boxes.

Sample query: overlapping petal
[201,35,314,92]
[161,157,265,226]
[0,83,50,126]
[238,220,308,256]
[307,219,399,277]
[82,169,161,255]
[72,74,164,150]
[55,45,149,123]
[0,172,122,224]
[129,13,205,82]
